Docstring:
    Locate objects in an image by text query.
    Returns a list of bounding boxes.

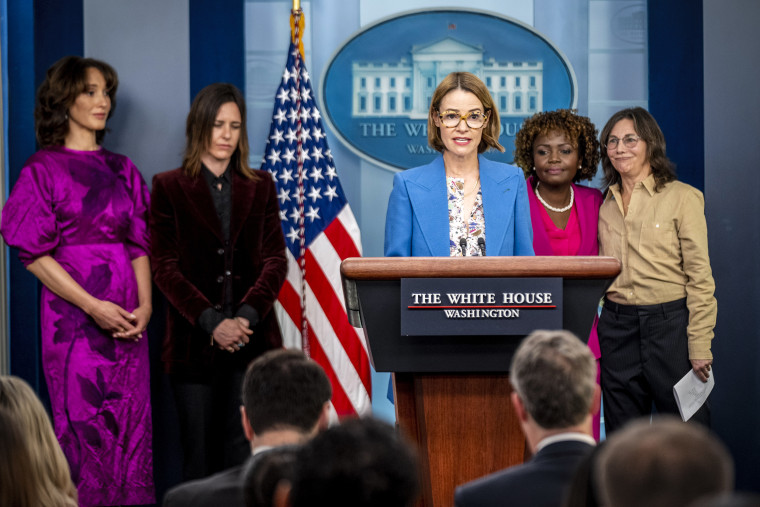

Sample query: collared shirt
[198,165,259,336]
[535,432,596,452]
[202,164,232,242]
[598,174,717,358]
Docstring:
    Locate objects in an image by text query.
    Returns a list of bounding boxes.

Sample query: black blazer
[454,440,594,507]
[163,463,245,507]
[151,167,288,379]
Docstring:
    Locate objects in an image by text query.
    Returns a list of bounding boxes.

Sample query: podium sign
[340,256,621,507]
[400,277,562,336]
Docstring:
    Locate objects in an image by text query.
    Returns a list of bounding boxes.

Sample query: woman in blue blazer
[384,72,533,257]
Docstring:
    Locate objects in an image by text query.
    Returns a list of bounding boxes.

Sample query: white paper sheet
[673,368,715,422]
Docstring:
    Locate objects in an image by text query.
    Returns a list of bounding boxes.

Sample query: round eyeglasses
[438,110,489,129]
[606,135,641,150]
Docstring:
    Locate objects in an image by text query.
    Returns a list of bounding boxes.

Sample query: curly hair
[35,55,118,148]
[599,107,676,192]
[427,72,504,154]
[513,109,600,185]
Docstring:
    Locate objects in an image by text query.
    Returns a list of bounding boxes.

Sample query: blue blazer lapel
[406,157,449,256]
[480,156,517,255]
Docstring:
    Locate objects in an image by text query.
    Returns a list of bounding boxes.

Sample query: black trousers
[171,362,249,481]
[598,298,710,435]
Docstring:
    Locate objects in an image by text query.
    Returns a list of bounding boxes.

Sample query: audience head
[0,375,78,506]
[596,416,734,507]
[510,329,597,430]
[35,55,118,147]
[286,417,419,507]
[242,349,332,437]
[243,446,299,507]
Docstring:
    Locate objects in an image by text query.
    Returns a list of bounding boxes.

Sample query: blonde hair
[427,72,505,154]
[0,376,78,506]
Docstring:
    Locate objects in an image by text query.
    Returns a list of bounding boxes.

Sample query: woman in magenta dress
[0,56,154,505]
[514,109,603,439]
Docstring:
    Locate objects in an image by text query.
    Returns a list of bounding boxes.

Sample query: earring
[65,113,69,120]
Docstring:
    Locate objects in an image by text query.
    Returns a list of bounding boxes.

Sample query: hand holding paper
[674,368,715,422]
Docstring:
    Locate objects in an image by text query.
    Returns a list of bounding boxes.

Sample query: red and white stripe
[274,206,372,417]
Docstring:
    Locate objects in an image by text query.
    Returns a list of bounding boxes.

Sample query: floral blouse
[447,177,485,256]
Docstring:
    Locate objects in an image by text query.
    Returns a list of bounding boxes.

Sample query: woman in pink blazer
[514,109,603,439]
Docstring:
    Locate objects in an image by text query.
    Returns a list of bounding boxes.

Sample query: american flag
[260,31,371,417]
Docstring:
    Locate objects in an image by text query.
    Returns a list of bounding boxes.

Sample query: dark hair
[289,417,420,507]
[427,72,504,154]
[513,109,600,185]
[599,107,676,192]
[35,55,118,147]
[241,349,332,434]
[183,82,257,179]
[242,445,299,507]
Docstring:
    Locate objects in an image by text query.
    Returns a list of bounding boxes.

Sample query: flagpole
[262,3,373,413]
[289,3,309,354]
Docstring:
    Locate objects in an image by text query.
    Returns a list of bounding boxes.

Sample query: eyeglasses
[438,110,489,129]
[606,135,641,150]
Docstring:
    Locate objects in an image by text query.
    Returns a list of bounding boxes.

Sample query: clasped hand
[88,299,151,341]
[213,317,254,353]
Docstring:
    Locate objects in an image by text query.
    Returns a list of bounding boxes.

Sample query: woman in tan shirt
[597,107,716,433]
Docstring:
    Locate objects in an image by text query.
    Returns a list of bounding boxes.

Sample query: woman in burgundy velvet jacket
[514,109,604,440]
[150,83,287,480]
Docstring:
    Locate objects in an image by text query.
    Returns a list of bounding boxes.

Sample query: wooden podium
[340,256,620,507]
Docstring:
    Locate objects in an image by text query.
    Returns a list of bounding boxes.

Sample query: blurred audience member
[282,417,419,507]
[596,416,733,507]
[0,375,78,507]
[455,330,599,507]
[164,349,332,506]
[242,445,298,507]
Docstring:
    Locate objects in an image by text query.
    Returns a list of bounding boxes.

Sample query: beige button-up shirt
[598,174,717,359]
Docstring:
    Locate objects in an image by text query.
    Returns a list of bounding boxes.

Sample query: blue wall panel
[189,0,245,100]
[6,0,83,389]
[649,0,704,190]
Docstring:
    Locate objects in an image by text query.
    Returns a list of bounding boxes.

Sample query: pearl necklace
[535,182,574,213]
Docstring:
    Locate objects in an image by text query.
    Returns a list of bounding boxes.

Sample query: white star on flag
[259,25,371,418]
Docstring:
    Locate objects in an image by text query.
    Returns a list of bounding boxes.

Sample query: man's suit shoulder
[163,465,245,507]
[454,441,593,507]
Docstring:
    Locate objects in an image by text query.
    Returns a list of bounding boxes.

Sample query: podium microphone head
[477,236,486,256]
[459,237,467,256]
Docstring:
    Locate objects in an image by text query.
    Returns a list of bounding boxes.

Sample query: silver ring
[236,342,244,348]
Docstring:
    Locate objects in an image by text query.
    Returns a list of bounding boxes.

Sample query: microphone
[477,237,486,256]
[459,237,467,256]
